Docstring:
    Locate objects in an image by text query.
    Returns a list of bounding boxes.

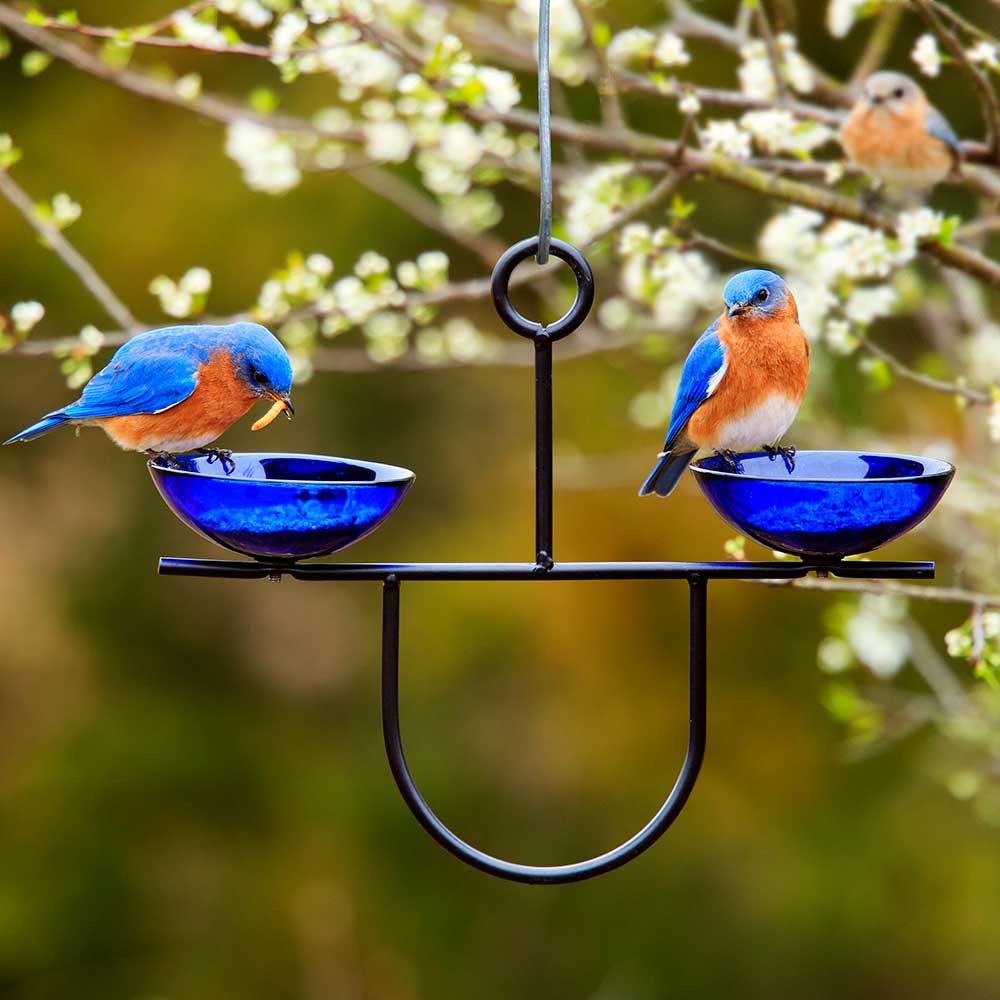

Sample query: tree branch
[911,0,1000,163]
[0,168,138,330]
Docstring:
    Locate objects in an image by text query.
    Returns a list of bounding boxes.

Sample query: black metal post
[535,331,553,567]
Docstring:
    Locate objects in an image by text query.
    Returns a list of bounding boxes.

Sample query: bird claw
[198,447,236,474]
[716,449,745,474]
[146,449,181,469]
[764,444,796,474]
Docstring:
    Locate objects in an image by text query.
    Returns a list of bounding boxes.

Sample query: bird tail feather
[4,412,70,445]
[639,448,697,498]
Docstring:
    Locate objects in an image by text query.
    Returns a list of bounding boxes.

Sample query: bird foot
[198,447,236,474]
[715,449,745,474]
[146,449,181,469]
[764,444,796,474]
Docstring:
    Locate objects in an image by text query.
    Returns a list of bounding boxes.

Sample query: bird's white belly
[715,394,801,452]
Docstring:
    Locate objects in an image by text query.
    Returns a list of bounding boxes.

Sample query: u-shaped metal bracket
[380,574,708,884]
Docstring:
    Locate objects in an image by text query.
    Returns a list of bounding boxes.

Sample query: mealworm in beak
[251,399,286,431]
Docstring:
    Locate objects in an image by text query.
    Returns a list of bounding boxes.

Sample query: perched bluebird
[5,321,294,467]
[840,71,961,195]
[639,269,809,498]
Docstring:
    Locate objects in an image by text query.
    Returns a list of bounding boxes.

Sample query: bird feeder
[153,233,950,884]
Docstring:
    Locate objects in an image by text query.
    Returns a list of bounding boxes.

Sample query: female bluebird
[639,269,809,498]
[5,321,294,466]
[840,71,960,195]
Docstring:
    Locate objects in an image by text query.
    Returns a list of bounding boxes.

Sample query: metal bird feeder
[154,231,948,884]
[150,0,952,884]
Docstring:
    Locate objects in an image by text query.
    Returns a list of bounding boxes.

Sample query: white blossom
[826,0,866,38]
[10,300,44,333]
[607,28,655,68]
[562,163,643,243]
[364,120,414,163]
[173,11,228,47]
[824,319,859,355]
[844,284,897,325]
[441,189,502,233]
[678,91,701,116]
[272,11,308,56]
[847,595,911,678]
[236,0,273,28]
[475,66,521,113]
[306,253,334,277]
[179,267,212,295]
[51,191,81,227]
[700,120,752,159]
[818,636,853,672]
[149,276,193,318]
[740,109,834,155]
[174,73,202,100]
[225,120,302,194]
[897,207,947,249]
[968,41,999,70]
[654,32,690,68]
[912,33,942,78]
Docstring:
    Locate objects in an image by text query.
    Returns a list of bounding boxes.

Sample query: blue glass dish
[149,453,415,561]
[690,451,954,560]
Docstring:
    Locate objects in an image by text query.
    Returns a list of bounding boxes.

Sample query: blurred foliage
[3,1,1000,998]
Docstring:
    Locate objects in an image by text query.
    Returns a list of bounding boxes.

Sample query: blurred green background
[3,2,1000,998]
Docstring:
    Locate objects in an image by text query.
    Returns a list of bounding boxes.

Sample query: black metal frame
[159,236,935,884]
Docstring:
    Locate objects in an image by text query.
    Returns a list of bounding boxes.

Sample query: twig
[0,5,362,141]
[859,336,992,406]
[765,575,1000,607]
[911,0,1000,163]
[0,169,138,330]
[566,0,626,130]
[753,1,790,104]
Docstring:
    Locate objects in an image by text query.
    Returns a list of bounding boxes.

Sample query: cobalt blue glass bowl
[690,450,954,560]
[149,453,414,561]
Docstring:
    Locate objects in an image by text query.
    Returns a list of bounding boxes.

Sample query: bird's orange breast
[687,311,809,446]
[840,102,953,173]
[96,349,257,452]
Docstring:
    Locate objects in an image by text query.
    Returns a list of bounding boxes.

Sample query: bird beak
[268,390,295,419]
[727,301,749,318]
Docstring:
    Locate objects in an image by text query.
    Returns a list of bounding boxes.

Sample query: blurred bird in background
[5,322,294,468]
[639,269,810,498]
[840,71,961,198]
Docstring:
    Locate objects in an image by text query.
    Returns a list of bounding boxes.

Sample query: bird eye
[251,368,268,385]
[893,87,905,99]
[755,288,769,303]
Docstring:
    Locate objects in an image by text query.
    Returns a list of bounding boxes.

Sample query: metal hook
[491,237,595,342]
[379,576,708,884]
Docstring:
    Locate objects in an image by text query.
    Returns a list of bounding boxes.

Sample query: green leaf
[592,22,611,48]
[56,9,79,26]
[98,38,133,69]
[249,87,278,114]
[21,50,52,76]
[0,31,10,59]
[23,8,49,27]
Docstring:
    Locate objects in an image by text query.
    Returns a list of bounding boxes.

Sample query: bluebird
[5,321,294,468]
[840,71,961,196]
[639,269,809,498]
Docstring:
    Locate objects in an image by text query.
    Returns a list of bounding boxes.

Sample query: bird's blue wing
[62,338,201,420]
[925,106,961,156]
[663,320,728,447]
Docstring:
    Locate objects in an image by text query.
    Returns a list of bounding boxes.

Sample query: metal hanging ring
[491,237,595,342]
